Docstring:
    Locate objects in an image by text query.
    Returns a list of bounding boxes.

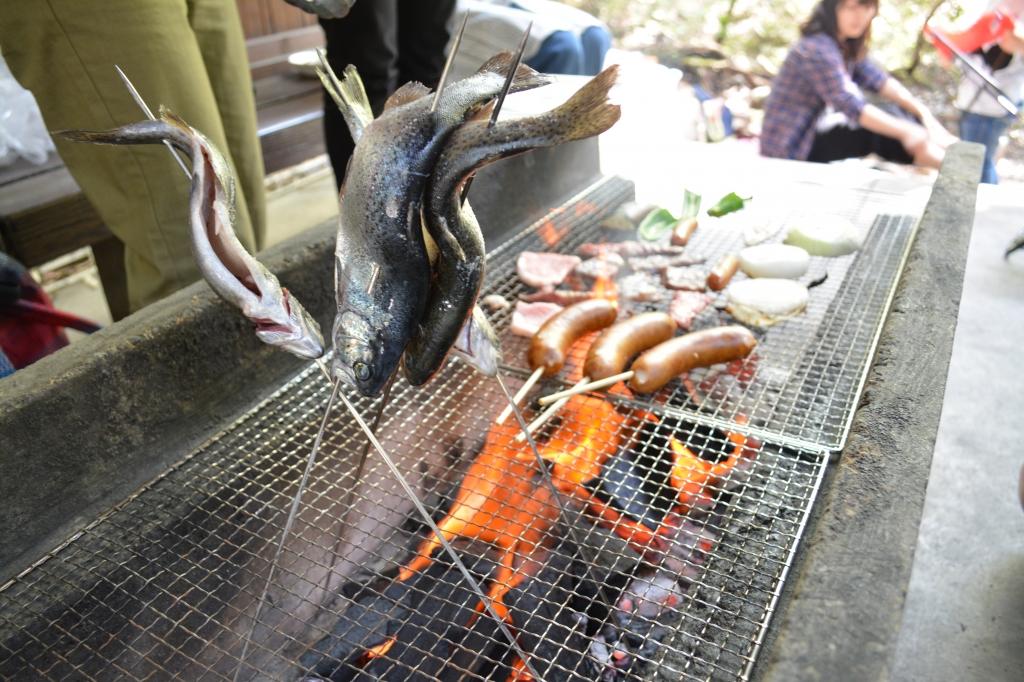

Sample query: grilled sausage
[628,325,757,393]
[671,217,698,246]
[707,254,740,291]
[584,312,676,381]
[529,299,618,376]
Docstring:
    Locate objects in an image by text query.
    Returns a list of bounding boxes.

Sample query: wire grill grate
[483,176,917,450]
[0,175,913,681]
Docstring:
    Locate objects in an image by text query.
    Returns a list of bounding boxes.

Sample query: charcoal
[298,579,413,679]
[358,553,500,681]
[489,544,603,681]
[301,552,500,681]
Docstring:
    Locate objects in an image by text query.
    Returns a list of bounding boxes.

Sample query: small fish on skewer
[402,65,623,386]
[321,52,551,397]
[57,111,324,359]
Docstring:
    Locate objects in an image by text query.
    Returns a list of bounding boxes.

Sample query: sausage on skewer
[540,324,757,402]
[629,325,757,393]
[497,299,617,423]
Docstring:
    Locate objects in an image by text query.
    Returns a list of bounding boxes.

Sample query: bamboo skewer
[537,370,632,405]
[495,366,543,424]
[514,377,589,442]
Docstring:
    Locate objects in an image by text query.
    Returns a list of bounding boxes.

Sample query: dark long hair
[801,0,879,62]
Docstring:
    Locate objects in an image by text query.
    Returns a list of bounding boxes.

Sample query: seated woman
[760,0,956,168]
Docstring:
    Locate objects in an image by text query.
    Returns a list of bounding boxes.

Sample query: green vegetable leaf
[681,189,702,219]
[707,192,752,217]
[637,208,679,241]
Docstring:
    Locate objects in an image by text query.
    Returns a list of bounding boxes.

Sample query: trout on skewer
[325,53,551,397]
[403,65,622,386]
[58,112,324,359]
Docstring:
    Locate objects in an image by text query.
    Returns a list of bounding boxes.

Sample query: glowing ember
[538,218,570,247]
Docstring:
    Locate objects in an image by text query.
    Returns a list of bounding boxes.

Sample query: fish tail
[552,64,621,141]
[316,52,374,137]
[476,52,552,93]
[55,110,195,156]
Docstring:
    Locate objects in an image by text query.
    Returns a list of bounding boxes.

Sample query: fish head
[331,309,398,397]
[252,288,325,359]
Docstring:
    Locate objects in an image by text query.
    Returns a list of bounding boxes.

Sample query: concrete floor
[36,61,1024,680]
[890,183,1024,682]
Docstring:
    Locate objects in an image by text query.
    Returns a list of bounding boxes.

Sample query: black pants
[807,104,917,165]
[320,0,456,188]
[807,125,914,164]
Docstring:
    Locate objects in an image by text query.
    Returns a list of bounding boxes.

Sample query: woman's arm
[858,103,945,168]
[878,77,957,146]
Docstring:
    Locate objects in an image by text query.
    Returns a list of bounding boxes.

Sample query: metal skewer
[431,12,469,113]
[114,68,339,679]
[114,65,193,178]
[493,373,613,603]
[235,376,341,682]
[460,21,533,205]
[319,372,396,596]
[316,10,468,600]
[335,388,544,682]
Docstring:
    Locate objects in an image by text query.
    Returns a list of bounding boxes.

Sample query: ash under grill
[0,176,913,681]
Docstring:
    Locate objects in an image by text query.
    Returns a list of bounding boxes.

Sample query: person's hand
[899,124,930,157]
[921,114,958,148]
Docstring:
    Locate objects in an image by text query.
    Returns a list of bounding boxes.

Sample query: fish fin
[316,52,374,140]
[384,81,432,110]
[451,307,501,377]
[476,52,552,93]
[54,118,182,148]
[553,64,622,140]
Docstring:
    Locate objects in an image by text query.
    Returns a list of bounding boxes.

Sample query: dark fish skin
[403,65,621,386]
[333,54,550,397]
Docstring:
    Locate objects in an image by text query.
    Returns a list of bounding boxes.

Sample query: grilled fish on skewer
[58,112,324,359]
[403,65,622,385]
[327,54,550,396]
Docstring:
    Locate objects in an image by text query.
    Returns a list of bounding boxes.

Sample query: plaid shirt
[760,33,889,160]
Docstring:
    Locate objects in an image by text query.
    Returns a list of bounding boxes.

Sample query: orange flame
[592,272,618,303]
[506,656,534,681]
[359,635,396,663]
[538,218,569,247]
[575,200,598,217]
[668,431,749,511]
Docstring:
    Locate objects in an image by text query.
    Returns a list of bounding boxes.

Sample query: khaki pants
[0,0,266,311]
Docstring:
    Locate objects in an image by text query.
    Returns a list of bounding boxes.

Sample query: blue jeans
[526,25,611,76]
[959,111,1013,184]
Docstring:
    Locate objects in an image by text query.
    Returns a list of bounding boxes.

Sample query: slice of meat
[578,241,686,258]
[516,251,582,289]
[662,267,707,291]
[575,252,624,279]
[628,253,706,271]
[669,291,712,330]
[618,273,662,302]
[510,300,564,337]
[520,289,600,305]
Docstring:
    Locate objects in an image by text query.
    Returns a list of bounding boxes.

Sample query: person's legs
[959,111,1008,184]
[396,0,455,89]
[579,25,611,75]
[526,30,584,75]
[320,1,398,189]
[188,0,267,249]
[0,0,254,311]
[807,126,874,162]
